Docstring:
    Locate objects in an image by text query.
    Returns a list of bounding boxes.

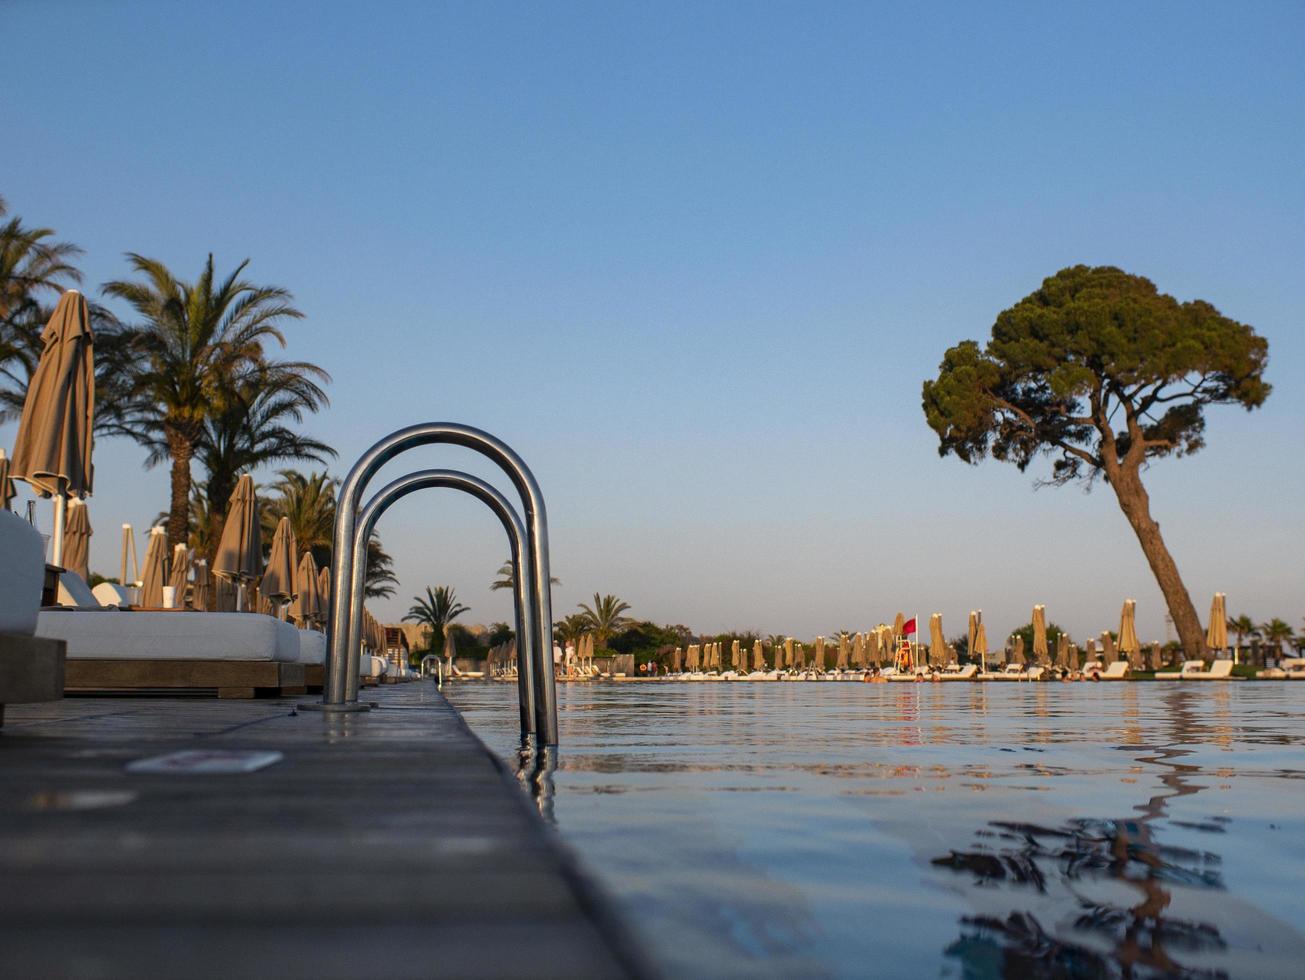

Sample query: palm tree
[0,195,82,324]
[261,470,338,565]
[490,559,560,592]
[102,253,326,547]
[553,613,589,649]
[193,371,334,549]
[403,586,469,657]
[577,593,634,647]
[1259,618,1294,662]
[1228,614,1257,657]
[363,537,398,599]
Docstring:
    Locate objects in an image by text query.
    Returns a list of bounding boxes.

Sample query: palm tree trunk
[1108,463,1204,658]
[164,430,194,550]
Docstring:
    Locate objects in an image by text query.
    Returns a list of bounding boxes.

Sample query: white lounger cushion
[36,611,299,663]
[57,571,101,607]
[297,629,327,665]
[0,511,44,635]
[92,582,134,607]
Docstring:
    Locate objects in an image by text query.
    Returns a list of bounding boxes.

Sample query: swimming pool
[445,681,1305,978]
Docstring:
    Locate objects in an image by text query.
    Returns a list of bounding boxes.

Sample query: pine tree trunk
[1107,464,1205,658]
[165,432,193,550]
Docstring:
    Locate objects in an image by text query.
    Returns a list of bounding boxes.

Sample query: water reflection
[516,743,558,826]
[448,681,1305,979]
[935,689,1237,978]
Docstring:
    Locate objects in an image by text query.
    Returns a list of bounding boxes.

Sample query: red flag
[902,617,917,635]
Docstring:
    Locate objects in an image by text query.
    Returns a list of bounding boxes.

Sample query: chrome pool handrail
[345,469,538,737]
[318,423,558,745]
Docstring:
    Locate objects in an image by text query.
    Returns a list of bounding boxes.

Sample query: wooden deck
[0,683,650,979]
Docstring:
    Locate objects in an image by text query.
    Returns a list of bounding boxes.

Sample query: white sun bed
[38,610,305,697]
[1186,659,1235,680]
[1099,661,1130,680]
[1,511,67,712]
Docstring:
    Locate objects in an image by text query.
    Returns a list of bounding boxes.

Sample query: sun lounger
[1,511,67,717]
[1099,661,1130,680]
[297,629,326,689]
[55,570,102,608]
[1186,659,1235,680]
[39,610,304,698]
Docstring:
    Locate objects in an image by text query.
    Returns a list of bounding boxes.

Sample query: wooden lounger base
[304,664,324,693]
[1,633,67,722]
[65,660,306,699]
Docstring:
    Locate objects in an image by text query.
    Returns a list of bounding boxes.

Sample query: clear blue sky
[4,1,1302,644]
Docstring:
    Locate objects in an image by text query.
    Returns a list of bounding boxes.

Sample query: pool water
[444,681,1305,979]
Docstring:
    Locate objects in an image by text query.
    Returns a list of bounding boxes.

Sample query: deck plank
[0,684,648,979]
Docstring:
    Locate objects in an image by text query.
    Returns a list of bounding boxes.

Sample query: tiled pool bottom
[445,681,1305,979]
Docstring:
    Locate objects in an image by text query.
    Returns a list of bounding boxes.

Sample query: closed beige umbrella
[671,646,682,673]
[290,550,320,627]
[1206,593,1227,653]
[1118,599,1140,659]
[1056,631,1070,669]
[783,638,794,670]
[836,633,850,670]
[1148,641,1163,672]
[62,499,92,580]
[316,565,331,626]
[192,559,212,612]
[815,636,826,671]
[138,527,167,607]
[261,516,297,612]
[973,617,989,665]
[967,611,978,661]
[214,575,237,612]
[1032,605,1049,663]
[0,449,15,510]
[1012,634,1026,666]
[168,543,191,607]
[852,632,865,668]
[213,474,260,608]
[731,638,741,671]
[1101,631,1117,664]
[1084,636,1098,663]
[928,613,947,667]
[9,291,95,565]
[752,639,764,672]
[892,612,905,646]
[119,523,139,590]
